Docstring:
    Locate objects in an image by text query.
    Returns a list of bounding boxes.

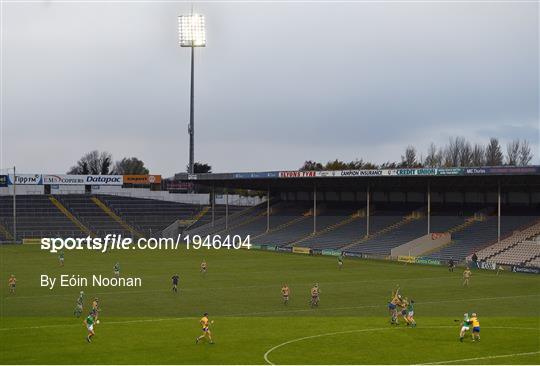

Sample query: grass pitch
[0,245,539,364]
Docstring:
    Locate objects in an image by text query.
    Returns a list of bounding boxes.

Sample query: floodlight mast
[178,14,206,175]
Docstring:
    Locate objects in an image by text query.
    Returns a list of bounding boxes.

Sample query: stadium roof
[175,166,540,191]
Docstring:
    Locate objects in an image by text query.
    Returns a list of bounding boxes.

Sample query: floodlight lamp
[178,14,206,47]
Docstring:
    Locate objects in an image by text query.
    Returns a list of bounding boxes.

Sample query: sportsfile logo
[40,234,252,253]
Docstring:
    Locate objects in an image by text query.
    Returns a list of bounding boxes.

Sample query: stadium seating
[2,192,538,267]
[472,221,540,265]
[0,195,86,239]
[55,195,131,236]
[184,201,268,238]
[0,194,249,240]
[97,195,208,235]
[474,220,540,260]
[525,253,540,267]
[426,216,538,261]
[486,240,540,266]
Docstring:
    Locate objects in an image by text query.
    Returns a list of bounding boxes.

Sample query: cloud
[2,2,538,175]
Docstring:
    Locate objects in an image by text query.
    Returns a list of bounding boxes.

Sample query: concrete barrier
[391,232,451,258]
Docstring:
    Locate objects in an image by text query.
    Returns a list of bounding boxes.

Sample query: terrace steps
[290,213,361,247]
[217,209,268,235]
[49,196,93,237]
[421,216,484,257]
[0,222,14,240]
[341,211,423,250]
[91,196,143,238]
[252,210,312,240]
[181,206,210,228]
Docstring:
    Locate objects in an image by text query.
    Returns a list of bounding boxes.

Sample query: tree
[191,162,212,174]
[459,140,472,167]
[485,138,503,166]
[324,159,350,170]
[68,150,113,175]
[300,160,324,171]
[380,161,398,169]
[346,159,365,170]
[400,146,418,167]
[114,157,149,175]
[505,140,520,166]
[424,143,438,167]
[471,144,485,166]
[444,137,461,167]
[361,162,379,169]
[519,140,533,166]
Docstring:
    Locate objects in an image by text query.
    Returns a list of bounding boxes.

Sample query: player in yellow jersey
[281,284,290,305]
[470,313,480,341]
[8,274,16,294]
[388,285,400,324]
[196,312,214,344]
[463,267,472,287]
[200,260,207,275]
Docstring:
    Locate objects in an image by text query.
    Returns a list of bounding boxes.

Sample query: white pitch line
[420,350,540,365]
[1,294,539,331]
[263,327,540,365]
[263,327,398,365]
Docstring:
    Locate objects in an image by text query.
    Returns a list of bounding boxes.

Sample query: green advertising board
[322,249,342,256]
[415,257,441,266]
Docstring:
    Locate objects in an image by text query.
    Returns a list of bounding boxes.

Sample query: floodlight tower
[178,14,206,175]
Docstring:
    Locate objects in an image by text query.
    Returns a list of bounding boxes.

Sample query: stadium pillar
[366,184,370,237]
[497,180,501,242]
[313,184,317,233]
[211,185,215,227]
[266,187,270,232]
[13,166,16,242]
[188,46,195,175]
[225,188,229,230]
[427,181,431,234]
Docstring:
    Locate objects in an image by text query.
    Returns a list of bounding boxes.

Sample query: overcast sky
[1,0,539,177]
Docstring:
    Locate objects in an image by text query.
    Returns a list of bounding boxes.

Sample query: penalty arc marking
[262,326,540,365]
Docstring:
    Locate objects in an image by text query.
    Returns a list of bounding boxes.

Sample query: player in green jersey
[114,262,120,277]
[458,313,471,342]
[58,250,64,266]
[337,254,344,270]
[84,313,96,342]
[74,291,84,317]
[405,300,416,327]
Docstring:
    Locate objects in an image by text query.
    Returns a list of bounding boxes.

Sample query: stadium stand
[0,193,248,241]
[0,195,86,239]
[1,167,538,267]
[185,199,540,262]
[486,240,540,266]
[474,220,540,264]
[186,200,288,238]
[55,195,131,236]
[100,194,245,236]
